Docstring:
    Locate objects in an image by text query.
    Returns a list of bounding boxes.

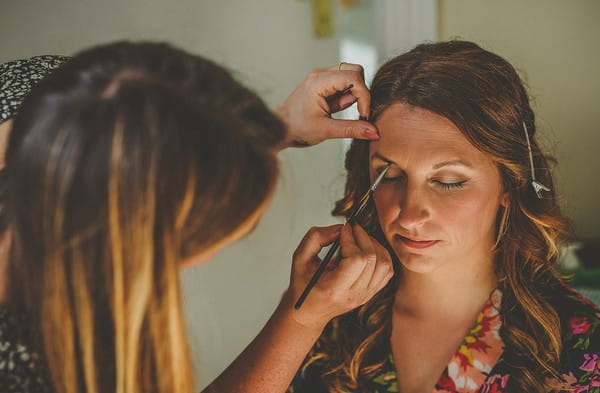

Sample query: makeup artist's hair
[311,41,571,392]
[6,41,285,393]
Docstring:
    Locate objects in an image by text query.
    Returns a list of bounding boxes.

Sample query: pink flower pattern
[438,290,504,393]
[571,316,593,335]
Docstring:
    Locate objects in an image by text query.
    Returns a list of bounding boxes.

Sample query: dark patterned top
[0,308,48,393]
[289,284,600,393]
[0,55,68,122]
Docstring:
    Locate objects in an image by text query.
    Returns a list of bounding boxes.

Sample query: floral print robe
[290,285,600,393]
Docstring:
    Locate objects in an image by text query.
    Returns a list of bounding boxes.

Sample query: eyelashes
[433,180,467,191]
[380,176,467,191]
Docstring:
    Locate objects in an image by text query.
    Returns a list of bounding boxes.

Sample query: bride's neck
[393,257,497,321]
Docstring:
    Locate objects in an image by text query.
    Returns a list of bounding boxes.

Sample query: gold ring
[338,61,346,71]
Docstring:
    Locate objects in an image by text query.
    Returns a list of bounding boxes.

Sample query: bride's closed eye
[432,179,467,191]
[380,175,468,192]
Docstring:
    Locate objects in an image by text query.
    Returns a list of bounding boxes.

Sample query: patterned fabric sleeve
[559,313,600,392]
[0,308,49,393]
[0,55,69,121]
[557,286,600,392]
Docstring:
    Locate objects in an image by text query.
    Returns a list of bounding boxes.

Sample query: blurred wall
[438,0,600,238]
[0,0,348,388]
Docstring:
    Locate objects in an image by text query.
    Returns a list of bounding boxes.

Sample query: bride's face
[369,103,508,274]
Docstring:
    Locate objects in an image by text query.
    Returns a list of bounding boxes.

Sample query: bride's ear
[500,191,509,208]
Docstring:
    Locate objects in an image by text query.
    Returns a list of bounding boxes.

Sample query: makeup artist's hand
[282,223,394,331]
[203,224,392,393]
[275,63,379,149]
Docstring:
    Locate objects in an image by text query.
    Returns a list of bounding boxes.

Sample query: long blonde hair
[314,41,571,392]
[6,42,285,393]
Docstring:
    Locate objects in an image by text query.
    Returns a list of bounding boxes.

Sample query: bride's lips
[396,235,438,249]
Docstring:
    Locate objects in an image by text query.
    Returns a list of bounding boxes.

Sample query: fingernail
[364,129,380,139]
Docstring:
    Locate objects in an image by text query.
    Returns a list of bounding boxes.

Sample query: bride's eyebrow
[432,159,473,170]
[370,151,396,165]
[371,152,473,170]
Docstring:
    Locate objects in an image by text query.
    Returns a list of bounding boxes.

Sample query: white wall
[438,0,600,239]
[1,0,349,388]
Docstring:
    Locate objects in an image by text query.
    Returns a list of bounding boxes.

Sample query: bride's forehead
[376,105,466,139]
[374,125,476,158]
[370,132,493,170]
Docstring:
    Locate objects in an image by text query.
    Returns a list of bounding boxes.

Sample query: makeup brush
[294,163,391,309]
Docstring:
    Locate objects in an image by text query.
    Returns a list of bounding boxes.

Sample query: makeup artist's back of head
[4,42,285,393]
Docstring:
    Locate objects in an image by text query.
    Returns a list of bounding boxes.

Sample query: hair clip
[522,122,550,199]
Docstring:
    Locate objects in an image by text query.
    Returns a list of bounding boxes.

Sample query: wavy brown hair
[6,42,285,393]
[312,41,571,392]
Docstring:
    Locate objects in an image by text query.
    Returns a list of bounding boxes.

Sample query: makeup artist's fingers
[326,62,365,73]
[351,224,375,254]
[366,240,394,291]
[338,223,360,259]
[324,63,366,114]
[320,258,369,292]
[321,224,374,289]
[285,224,394,329]
[316,117,378,142]
[348,224,378,289]
[317,69,372,118]
[326,92,356,113]
[275,63,378,148]
[326,63,366,106]
[291,224,343,273]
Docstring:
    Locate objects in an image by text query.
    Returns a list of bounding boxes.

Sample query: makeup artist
[0,43,393,393]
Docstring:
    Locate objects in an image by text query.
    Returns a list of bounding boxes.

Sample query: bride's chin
[395,253,440,274]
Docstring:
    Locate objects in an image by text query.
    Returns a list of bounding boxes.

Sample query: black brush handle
[294,238,341,309]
